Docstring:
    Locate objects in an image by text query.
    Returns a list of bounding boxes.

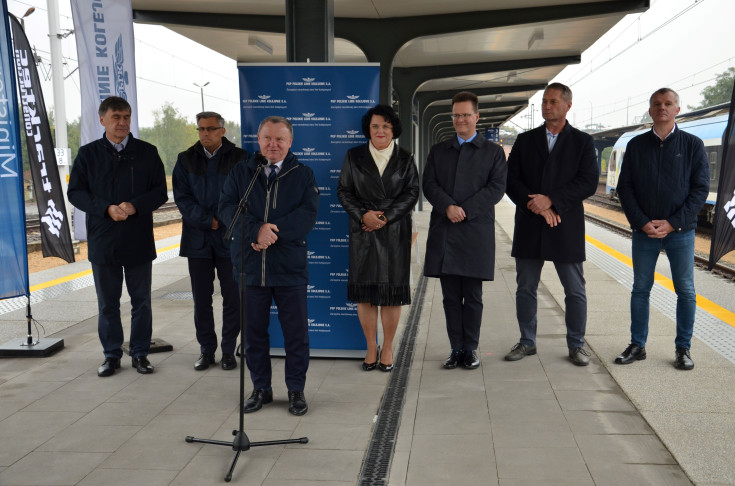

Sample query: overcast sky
[7,0,734,136]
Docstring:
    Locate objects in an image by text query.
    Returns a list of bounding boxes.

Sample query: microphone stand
[185,158,308,482]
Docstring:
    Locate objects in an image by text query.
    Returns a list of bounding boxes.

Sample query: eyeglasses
[451,113,476,120]
[196,126,223,133]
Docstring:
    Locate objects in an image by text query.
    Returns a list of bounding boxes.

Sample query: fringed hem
[347,284,411,306]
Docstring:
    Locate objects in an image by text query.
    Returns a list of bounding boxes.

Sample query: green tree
[688,67,735,110]
[142,103,198,174]
[224,119,241,147]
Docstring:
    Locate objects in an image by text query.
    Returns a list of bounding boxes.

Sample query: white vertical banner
[70,0,139,239]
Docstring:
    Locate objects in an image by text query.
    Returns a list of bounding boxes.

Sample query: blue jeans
[630,230,696,349]
[515,259,587,349]
[91,261,153,359]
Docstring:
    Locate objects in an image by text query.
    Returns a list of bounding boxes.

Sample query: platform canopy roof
[132,0,649,131]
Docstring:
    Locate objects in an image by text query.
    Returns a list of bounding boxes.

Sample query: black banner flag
[708,83,735,270]
[10,15,74,263]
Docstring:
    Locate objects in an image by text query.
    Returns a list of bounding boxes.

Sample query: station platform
[0,198,734,485]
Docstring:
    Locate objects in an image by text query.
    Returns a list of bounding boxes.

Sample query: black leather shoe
[504,343,537,361]
[132,356,154,374]
[288,390,308,416]
[194,354,215,371]
[463,350,480,369]
[362,346,379,371]
[243,388,273,413]
[443,349,463,369]
[614,344,646,364]
[675,347,694,370]
[221,354,237,370]
[97,358,120,377]
[569,347,590,366]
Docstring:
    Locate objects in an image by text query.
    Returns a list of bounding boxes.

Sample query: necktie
[268,165,278,184]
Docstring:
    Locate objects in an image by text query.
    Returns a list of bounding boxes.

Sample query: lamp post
[19,6,35,30]
[193,81,209,111]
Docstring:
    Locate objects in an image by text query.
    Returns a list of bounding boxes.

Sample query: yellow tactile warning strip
[586,235,735,329]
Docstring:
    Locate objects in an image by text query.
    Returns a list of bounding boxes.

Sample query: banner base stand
[0,337,64,357]
[122,338,172,355]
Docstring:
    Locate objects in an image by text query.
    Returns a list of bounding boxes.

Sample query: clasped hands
[445,204,466,223]
[252,223,279,252]
[527,194,560,228]
[107,202,137,221]
[362,210,386,232]
[642,220,673,239]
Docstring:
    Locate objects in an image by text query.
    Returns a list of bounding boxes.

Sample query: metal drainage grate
[586,241,735,365]
[358,272,428,486]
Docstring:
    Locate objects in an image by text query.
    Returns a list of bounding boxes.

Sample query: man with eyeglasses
[423,91,507,370]
[173,111,248,371]
[504,82,598,366]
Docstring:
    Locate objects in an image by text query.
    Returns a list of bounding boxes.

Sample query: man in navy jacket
[68,96,167,377]
[505,83,598,367]
[173,112,248,372]
[615,88,709,370]
[219,116,319,416]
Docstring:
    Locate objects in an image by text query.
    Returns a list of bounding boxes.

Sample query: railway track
[25,201,181,234]
[584,212,735,281]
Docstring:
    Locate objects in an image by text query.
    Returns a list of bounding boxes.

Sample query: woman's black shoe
[362,346,379,371]
[378,348,393,372]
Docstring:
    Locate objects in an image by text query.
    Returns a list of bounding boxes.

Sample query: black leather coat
[337,143,419,305]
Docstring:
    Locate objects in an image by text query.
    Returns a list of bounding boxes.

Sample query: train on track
[604,110,728,225]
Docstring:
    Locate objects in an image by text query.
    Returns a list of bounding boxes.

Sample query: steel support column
[285,0,334,62]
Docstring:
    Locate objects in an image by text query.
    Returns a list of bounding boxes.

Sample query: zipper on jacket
[259,165,298,286]
[130,166,134,193]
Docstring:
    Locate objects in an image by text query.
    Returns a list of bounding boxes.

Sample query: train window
[709,150,717,181]
[609,152,617,173]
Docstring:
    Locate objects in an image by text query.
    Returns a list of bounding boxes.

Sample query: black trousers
[244,285,309,392]
[439,275,484,351]
[188,256,240,355]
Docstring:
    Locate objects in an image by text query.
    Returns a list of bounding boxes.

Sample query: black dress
[337,143,419,306]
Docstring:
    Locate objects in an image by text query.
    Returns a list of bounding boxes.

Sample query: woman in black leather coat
[337,105,419,371]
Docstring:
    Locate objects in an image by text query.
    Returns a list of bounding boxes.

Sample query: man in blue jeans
[615,87,709,370]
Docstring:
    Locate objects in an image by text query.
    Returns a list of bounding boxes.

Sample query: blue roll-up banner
[238,63,379,357]
[0,1,30,300]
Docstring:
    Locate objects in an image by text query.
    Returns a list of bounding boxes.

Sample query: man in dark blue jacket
[219,116,319,415]
[68,96,167,377]
[173,112,248,372]
[505,83,599,367]
[615,88,709,370]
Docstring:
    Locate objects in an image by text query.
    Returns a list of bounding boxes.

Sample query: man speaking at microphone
[219,116,319,416]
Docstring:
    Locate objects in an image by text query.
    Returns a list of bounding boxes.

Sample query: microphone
[254,151,269,167]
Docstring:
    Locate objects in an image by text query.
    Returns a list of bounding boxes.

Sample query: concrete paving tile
[0,411,83,466]
[405,433,496,485]
[0,451,108,485]
[547,369,619,391]
[264,481,354,486]
[290,422,374,450]
[495,446,590,481]
[37,423,141,452]
[19,352,101,382]
[388,448,410,486]
[563,410,654,435]
[575,434,676,465]
[23,372,137,412]
[644,411,735,485]
[586,463,693,486]
[299,399,379,425]
[100,412,229,470]
[483,357,550,383]
[487,397,563,419]
[162,376,240,415]
[78,468,177,486]
[310,381,387,404]
[0,379,65,421]
[170,447,281,485]
[268,448,364,482]
[414,393,490,435]
[76,400,169,426]
[500,480,593,486]
[415,366,488,397]
[491,419,575,448]
[485,378,554,401]
[555,389,636,412]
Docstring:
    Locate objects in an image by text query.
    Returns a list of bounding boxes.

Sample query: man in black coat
[68,96,168,377]
[219,116,319,416]
[173,112,248,372]
[505,83,598,366]
[423,91,507,370]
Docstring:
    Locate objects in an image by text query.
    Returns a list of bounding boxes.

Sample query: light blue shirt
[546,129,558,152]
[457,132,478,146]
[107,134,130,152]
